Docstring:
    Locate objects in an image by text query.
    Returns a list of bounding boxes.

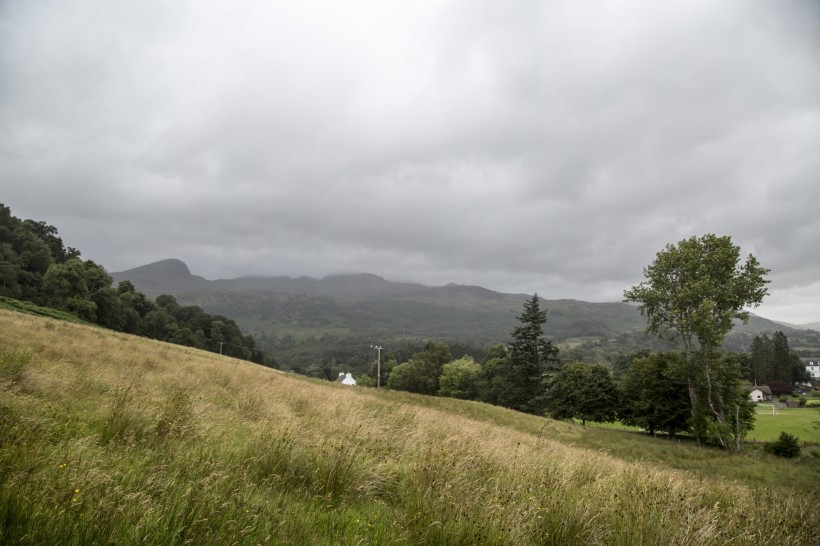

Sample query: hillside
[1,308,817,544]
[112,260,820,371]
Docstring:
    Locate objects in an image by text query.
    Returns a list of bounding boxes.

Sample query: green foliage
[504,294,560,414]
[0,204,274,368]
[619,352,690,436]
[547,362,619,426]
[624,234,769,449]
[438,356,481,399]
[624,234,769,352]
[749,332,809,385]
[386,341,452,395]
[764,431,802,458]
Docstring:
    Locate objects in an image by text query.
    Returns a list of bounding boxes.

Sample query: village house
[744,385,773,402]
[801,357,820,381]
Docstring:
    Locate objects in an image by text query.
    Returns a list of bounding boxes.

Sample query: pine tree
[504,294,559,414]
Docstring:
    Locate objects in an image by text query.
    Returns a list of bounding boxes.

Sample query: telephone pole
[371,345,383,388]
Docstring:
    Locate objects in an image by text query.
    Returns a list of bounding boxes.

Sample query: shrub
[798,396,806,407]
[764,432,801,458]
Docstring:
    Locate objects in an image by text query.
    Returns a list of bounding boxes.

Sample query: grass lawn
[748,406,820,443]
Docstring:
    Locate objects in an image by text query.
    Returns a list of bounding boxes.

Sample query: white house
[802,357,820,380]
[744,385,773,402]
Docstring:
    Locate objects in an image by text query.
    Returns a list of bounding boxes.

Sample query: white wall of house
[748,389,765,402]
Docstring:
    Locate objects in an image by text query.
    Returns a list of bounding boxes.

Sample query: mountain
[771,319,820,332]
[111,259,647,343]
[111,259,820,371]
[111,258,209,294]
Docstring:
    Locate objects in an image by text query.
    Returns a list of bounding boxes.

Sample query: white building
[802,358,820,380]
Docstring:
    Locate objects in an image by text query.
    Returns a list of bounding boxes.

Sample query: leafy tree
[619,352,690,436]
[386,341,452,395]
[40,259,98,321]
[612,350,650,382]
[546,362,619,426]
[438,356,481,400]
[475,345,515,406]
[624,234,769,449]
[768,380,792,396]
[504,294,559,414]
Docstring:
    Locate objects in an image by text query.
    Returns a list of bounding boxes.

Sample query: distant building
[802,358,820,380]
[335,372,345,382]
[744,385,773,402]
[341,372,356,386]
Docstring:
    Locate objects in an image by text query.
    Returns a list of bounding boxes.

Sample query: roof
[744,385,772,395]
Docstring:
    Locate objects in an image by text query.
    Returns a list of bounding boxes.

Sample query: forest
[0,204,271,365]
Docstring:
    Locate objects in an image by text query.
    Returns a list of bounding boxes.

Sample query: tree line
[362,235,803,452]
[0,204,272,365]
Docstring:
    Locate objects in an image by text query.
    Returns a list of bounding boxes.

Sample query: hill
[112,260,820,371]
[1,308,817,544]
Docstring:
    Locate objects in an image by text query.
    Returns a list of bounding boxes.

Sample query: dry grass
[1,308,817,545]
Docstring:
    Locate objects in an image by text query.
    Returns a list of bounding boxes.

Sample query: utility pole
[371,345,383,388]
[218,341,225,355]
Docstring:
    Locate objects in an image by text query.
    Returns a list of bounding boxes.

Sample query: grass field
[748,406,820,443]
[1,308,818,545]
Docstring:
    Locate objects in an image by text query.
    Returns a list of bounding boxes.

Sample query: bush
[764,432,801,458]
[798,396,807,407]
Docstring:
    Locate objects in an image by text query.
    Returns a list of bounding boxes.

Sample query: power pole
[371,345,383,388]
[218,341,225,355]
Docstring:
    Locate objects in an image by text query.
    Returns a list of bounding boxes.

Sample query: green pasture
[748,406,820,443]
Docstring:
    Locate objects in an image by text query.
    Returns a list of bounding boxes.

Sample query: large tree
[619,352,690,437]
[547,362,619,426]
[623,234,769,449]
[504,294,559,414]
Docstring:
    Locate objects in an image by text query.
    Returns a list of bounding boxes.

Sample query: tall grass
[0,308,817,545]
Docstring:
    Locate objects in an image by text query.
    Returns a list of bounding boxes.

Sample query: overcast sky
[2,0,819,324]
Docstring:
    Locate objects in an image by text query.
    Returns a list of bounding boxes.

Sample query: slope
[1,308,817,545]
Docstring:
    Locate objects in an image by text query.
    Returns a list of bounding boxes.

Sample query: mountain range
[111,259,819,359]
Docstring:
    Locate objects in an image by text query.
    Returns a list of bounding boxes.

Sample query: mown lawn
[748,406,820,443]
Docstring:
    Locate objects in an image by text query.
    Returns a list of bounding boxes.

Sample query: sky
[2,0,819,325]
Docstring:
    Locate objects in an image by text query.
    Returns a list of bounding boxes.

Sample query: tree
[619,352,690,436]
[546,362,619,426]
[748,332,810,385]
[624,234,769,449]
[438,356,481,400]
[386,341,452,395]
[504,294,559,414]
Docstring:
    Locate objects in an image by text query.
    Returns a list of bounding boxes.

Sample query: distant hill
[111,258,210,294]
[111,259,648,344]
[112,259,820,369]
[771,319,820,332]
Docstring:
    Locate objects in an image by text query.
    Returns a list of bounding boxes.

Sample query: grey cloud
[2,0,819,323]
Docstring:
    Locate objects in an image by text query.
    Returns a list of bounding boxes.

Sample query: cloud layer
[2,0,819,323]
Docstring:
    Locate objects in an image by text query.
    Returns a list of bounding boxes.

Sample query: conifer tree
[504,294,559,414]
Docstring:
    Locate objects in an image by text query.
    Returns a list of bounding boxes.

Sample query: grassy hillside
[1,309,817,545]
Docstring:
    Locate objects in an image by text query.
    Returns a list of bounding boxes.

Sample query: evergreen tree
[503,294,559,414]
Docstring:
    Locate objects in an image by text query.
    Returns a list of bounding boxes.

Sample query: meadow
[747,406,819,443]
[1,308,818,545]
